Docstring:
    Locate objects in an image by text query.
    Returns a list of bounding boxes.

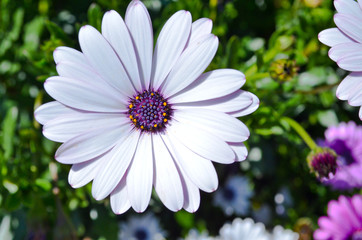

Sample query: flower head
[270,226,299,240]
[314,194,362,240]
[213,175,253,216]
[318,0,362,120]
[218,218,269,240]
[118,214,165,240]
[184,229,216,240]
[34,0,259,214]
[319,121,362,189]
[307,147,338,180]
[269,59,298,82]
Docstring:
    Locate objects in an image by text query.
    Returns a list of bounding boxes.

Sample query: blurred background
[0,0,360,239]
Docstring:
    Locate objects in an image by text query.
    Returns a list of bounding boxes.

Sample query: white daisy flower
[34,0,259,214]
[183,229,216,240]
[269,226,299,240]
[118,214,165,240]
[218,218,269,240]
[213,175,253,216]
[318,0,362,120]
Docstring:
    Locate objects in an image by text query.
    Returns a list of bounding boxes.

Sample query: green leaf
[35,178,52,191]
[45,20,72,45]
[175,211,194,230]
[2,106,18,159]
[22,16,45,52]
[88,3,103,31]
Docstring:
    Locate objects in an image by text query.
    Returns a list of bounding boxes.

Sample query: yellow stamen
[163,113,166,116]
[129,115,133,119]
[140,126,144,129]
[136,96,139,100]
[151,93,154,96]
[133,119,137,122]
[129,104,133,108]
[163,102,167,106]
[154,124,157,128]
[164,119,168,122]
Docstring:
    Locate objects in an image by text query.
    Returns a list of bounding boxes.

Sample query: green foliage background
[0,0,360,239]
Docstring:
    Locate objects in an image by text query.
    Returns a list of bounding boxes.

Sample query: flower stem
[281,116,318,150]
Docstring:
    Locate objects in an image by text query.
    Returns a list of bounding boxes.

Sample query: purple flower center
[328,139,356,166]
[222,186,236,201]
[128,90,172,133]
[350,229,362,240]
[134,228,148,240]
[311,151,337,179]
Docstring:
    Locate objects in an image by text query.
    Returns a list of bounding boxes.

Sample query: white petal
[151,10,192,89]
[164,133,218,192]
[44,76,127,112]
[68,156,105,188]
[336,44,362,71]
[173,90,253,114]
[56,61,128,103]
[153,133,184,211]
[169,69,245,104]
[44,113,127,143]
[79,25,135,96]
[127,134,153,212]
[167,120,235,164]
[328,42,362,62]
[125,0,153,88]
[162,34,219,98]
[34,101,78,125]
[110,177,131,214]
[173,108,249,142]
[53,46,86,65]
[180,174,200,213]
[328,43,350,62]
[359,107,362,120]
[188,18,213,47]
[229,142,248,162]
[336,72,362,100]
[334,0,362,20]
[228,92,260,117]
[55,123,132,164]
[318,28,354,47]
[334,14,362,43]
[360,0,362,10]
[102,10,143,91]
[348,81,362,106]
[92,131,140,200]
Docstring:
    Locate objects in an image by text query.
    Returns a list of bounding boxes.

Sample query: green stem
[281,116,318,150]
[247,72,270,82]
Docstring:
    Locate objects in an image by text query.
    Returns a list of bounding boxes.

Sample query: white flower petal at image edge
[318,0,362,120]
[218,218,269,240]
[34,0,259,214]
[270,226,299,240]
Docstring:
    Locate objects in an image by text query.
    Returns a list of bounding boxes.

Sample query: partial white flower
[213,175,253,216]
[218,218,269,240]
[183,229,216,240]
[269,226,299,240]
[118,214,165,240]
[318,0,362,120]
[34,0,258,214]
[0,216,12,240]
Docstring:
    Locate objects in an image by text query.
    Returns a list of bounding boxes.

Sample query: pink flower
[314,194,362,240]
